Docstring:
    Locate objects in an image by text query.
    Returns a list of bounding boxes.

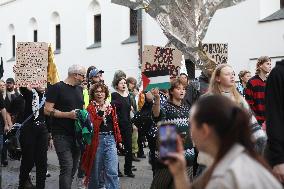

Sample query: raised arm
[151,89,161,118]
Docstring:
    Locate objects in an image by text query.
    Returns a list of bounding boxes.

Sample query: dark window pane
[94,15,101,43]
[56,24,61,50]
[281,0,284,9]
[12,35,15,57]
[185,59,195,80]
[34,30,38,42]
[130,9,137,36]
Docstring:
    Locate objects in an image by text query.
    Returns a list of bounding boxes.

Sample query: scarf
[82,101,122,186]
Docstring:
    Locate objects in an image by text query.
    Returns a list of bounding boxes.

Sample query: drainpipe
[137,9,143,86]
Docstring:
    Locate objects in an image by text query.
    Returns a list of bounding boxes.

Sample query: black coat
[265,60,284,166]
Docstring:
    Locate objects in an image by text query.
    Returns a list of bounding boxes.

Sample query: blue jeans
[53,135,81,189]
[88,134,119,189]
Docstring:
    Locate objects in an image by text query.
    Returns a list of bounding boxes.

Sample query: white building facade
[0,0,168,87]
[0,0,284,86]
[203,0,284,75]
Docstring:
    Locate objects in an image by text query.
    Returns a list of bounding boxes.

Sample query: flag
[0,57,4,79]
[47,44,60,84]
[142,70,171,91]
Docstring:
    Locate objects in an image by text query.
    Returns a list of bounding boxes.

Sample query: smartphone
[158,123,177,160]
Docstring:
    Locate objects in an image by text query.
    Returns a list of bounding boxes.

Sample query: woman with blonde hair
[165,95,281,189]
[207,64,266,153]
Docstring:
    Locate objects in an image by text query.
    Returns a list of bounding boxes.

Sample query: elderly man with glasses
[44,64,86,189]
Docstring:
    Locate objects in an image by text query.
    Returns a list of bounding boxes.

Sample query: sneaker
[124,171,135,178]
[19,177,35,189]
[77,177,86,189]
[46,171,51,177]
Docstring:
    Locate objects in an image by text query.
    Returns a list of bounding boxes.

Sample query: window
[94,14,101,43]
[130,9,137,36]
[56,24,61,50]
[281,0,284,9]
[33,30,38,42]
[12,35,15,57]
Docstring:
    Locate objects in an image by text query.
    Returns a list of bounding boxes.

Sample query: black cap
[6,78,15,84]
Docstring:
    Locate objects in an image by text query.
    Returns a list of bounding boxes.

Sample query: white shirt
[206,144,282,189]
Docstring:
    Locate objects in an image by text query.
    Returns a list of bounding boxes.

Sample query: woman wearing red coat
[82,83,122,189]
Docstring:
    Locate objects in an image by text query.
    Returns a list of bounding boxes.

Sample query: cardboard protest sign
[142,45,183,79]
[14,42,48,87]
[202,43,228,65]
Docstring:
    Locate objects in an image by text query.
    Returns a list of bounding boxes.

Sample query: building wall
[1,0,283,85]
[203,0,284,76]
[0,0,167,87]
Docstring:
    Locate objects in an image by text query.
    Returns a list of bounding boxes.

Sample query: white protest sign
[14,42,48,87]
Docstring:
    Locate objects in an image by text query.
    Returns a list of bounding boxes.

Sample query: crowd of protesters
[0,56,284,189]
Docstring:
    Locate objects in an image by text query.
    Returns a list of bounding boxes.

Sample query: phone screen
[159,124,177,160]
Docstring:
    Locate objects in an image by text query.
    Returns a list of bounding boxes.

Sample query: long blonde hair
[208,64,242,104]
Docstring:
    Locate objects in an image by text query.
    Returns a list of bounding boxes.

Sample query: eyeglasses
[94,90,105,94]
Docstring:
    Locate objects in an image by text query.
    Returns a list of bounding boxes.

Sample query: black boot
[124,170,135,178]
[18,177,36,189]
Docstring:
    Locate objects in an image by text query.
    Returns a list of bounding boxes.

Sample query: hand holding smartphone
[158,123,178,160]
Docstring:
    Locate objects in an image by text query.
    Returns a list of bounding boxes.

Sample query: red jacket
[81,102,122,186]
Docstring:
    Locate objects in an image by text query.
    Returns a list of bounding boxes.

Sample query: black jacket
[183,73,209,107]
[265,60,284,166]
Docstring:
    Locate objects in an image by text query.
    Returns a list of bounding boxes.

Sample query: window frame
[33,30,38,42]
[55,24,61,50]
[12,35,15,57]
[129,9,138,36]
[94,14,101,43]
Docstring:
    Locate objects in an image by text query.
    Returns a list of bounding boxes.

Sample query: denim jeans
[53,135,81,189]
[88,134,119,189]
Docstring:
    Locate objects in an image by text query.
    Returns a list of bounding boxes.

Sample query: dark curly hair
[89,83,110,101]
[112,77,126,90]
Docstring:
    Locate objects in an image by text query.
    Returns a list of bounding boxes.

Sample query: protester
[245,56,272,125]
[207,64,267,154]
[82,83,122,189]
[236,70,251,97]
[165,95,281,189]
[133,90,159,176]
[127,77,141,161]
[151,78,195,189]
[111,76,135,177]
[183,70,212,107]
[89,67,104,85]
[0,86,8,170]
[265,59,284,183]
[0,80,5,95]
[18,85,48,189]
[179,73,189,87]
[86,66,96,89]
[2,78,23,166]
[44,64,86,189]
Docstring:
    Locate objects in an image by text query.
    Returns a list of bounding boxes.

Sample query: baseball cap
[89,68,104,79]
[6,78,15,84]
